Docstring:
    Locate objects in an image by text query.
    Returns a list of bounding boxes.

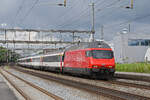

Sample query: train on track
[18,41,115,79]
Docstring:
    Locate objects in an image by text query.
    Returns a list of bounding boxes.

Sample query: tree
[0,46,20,64]
[0,47,7,63]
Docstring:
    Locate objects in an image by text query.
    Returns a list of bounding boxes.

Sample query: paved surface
[0,75,18,100]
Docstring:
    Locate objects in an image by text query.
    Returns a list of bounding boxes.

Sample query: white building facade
[111,33,150,63]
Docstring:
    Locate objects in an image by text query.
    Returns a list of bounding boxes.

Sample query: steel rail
[109,80,150,90]
[13,66,150,100]
[0,69,31,100]
[114,75,150,83]
[3,68,63,100]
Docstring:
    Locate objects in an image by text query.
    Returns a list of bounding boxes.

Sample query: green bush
[0,46,20,63]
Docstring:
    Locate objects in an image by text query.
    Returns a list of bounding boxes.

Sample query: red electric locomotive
[61,41,115,79]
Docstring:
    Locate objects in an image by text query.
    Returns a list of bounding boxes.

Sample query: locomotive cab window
[92,50,113,59]
[86,51,92,57]
[86,50,113,59]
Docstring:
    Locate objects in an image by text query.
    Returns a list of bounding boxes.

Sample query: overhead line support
[90,3,95,42]
[0,28,92,34]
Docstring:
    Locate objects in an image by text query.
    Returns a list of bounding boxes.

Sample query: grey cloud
[0,0,150,41]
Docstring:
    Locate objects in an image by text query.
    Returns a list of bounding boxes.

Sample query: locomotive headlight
[93,65,98,68]
[108,66,113,68]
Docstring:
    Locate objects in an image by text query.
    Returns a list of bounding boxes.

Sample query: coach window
[26,59,30,62]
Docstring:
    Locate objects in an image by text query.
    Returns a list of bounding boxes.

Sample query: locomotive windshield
[86,50,113,59]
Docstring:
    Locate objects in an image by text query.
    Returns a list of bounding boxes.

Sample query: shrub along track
[10,66,150,100]
[0,67,63,100]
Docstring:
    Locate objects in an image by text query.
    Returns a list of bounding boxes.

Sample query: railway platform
[115,71,150,81]
[0,75,17,100]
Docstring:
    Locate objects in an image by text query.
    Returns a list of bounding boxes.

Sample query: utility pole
[7,43,8,63]
[101,25,104,40]
[131,0,133,9]
[128,23,130,32]
[89,3,95,42]
[4,30,8,63]
[28,31,30,50]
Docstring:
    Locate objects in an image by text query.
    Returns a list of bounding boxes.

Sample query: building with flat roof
[111,32,150,63]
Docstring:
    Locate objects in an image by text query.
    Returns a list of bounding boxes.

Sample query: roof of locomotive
[65,41,111,51]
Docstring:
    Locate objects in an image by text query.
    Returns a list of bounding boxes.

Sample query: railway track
[115,73,150,82]
[0,68,31,100]
[11,66,150,100]
[0,68,63,100]
[102,79,150,90]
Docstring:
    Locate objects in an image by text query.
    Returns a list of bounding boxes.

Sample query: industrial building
[110,32,150,63]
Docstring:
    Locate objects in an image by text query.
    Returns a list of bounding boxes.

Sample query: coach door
[61,52,65,73]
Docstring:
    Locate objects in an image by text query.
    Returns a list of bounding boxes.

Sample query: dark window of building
[141,40,150,46]
[128,39,150,46]
[128,39,140,46]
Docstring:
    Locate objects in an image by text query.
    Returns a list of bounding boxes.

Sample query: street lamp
[120,28,128,63]
[126,0,134,9]
[57,0,67,7]
[37,0,66,7]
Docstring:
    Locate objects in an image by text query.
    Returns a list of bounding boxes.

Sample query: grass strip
[116,63,150,73]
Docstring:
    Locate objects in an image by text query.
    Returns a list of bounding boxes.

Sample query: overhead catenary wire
[51,0,96,28]
[94,0,123,22]
[12,0,141,34]
[56,0,107,28]
[54,0,89,28]
[94,0,136,30]
[43,0,78,28]
[11,0,26,28]
[96,0,121,11]
[58,0,123,29]
[105,13,150,29]
[94,0,124,25]
[57,6,90,28]
[79,0,127,29]
[19,0,40,27]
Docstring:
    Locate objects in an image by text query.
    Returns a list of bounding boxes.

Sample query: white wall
[111,33,150,63]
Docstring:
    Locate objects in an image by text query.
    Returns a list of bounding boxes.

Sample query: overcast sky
[0,0,150,41]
